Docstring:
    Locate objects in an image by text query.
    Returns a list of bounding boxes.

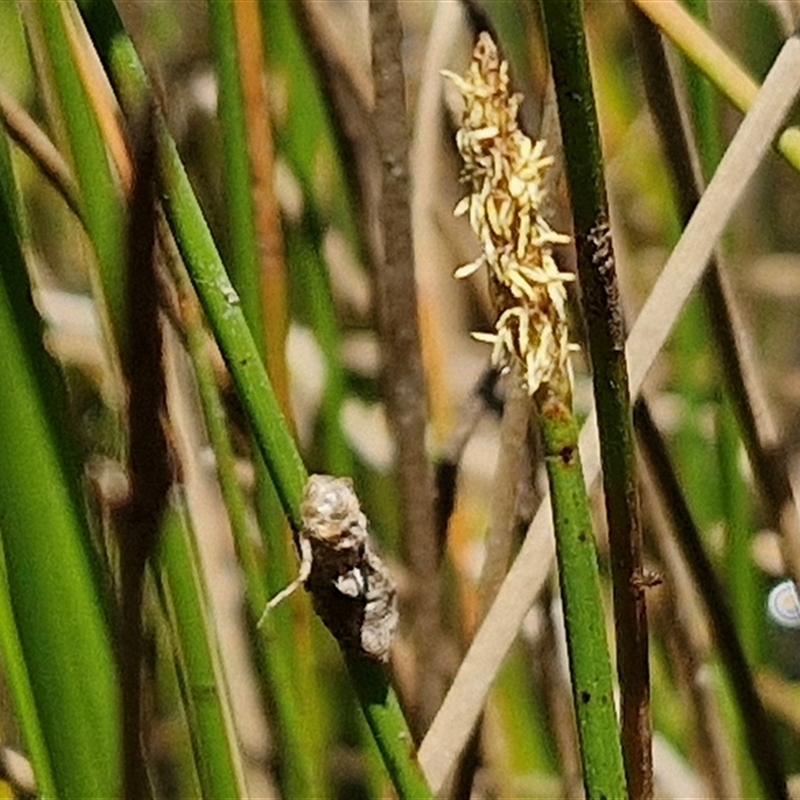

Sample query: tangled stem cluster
[444,33,575,396]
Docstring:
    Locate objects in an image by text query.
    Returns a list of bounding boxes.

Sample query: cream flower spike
[444,33,575,396]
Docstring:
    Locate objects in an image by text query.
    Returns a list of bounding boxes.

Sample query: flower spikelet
[444,33,574,396]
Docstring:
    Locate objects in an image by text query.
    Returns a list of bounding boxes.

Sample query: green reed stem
[157,504,247,800]
[75,4,431,796]
[36,0,125,345]
[536,389,627,800]
[539,1,651,794]
[175,268,326,798]
[0,121,119,799]
[205,6,329,793]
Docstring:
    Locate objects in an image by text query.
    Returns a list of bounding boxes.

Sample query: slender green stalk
[159,121,308,524]
[680,1,722,177]
[207,0,294,586]
[717,398,760,660]
[35,1,125,344]
[346,658,434,800]
[261,0,360,247]
[537,391,627,800]
[175,270,263,607]
[443,31,625,796]
[0,533,58,800]
[73,4,430,795]
[678,0,730,531]
[157,504,247,800]
[0,123,119,799]
[149,596,203,800]
[660,0,722,530]
[207,0,263,339]
[205,7,330,794]
[208,0,305,692]
[74,0,305,525]
[539,2,651,794]
[174,266,326,799]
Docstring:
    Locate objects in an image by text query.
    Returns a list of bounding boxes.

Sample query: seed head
[444,33,575,396]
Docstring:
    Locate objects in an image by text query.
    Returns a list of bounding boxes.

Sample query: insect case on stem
[260,474,398,663]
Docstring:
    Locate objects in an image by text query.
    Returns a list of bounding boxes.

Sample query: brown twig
[0,84,81,218]
[116,106,172,800]
[368,0,443,731]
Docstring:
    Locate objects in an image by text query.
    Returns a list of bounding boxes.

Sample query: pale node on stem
[444,32,575,396]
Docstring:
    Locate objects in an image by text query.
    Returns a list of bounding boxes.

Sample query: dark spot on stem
[559,446,574,464]
[587,217,625,350]
[581,691,591,704]
[578,532,587,543]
